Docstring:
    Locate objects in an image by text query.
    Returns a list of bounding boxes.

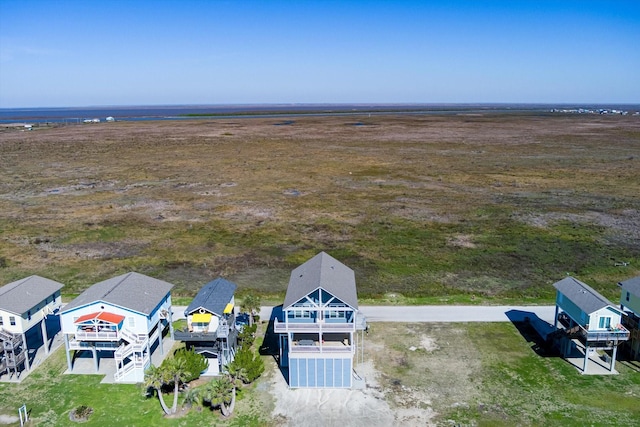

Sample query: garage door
[289,357,352,388]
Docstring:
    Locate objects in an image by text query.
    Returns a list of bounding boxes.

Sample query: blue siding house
[619,275,640,361]
[553,276,629,373]
[274,252,366,388]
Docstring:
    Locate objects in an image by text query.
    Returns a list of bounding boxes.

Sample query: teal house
[553,276,629,373]
[619,275,640,360]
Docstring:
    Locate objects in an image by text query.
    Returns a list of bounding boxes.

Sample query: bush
[174,348,208,383]
[230,347,264,383]
[238,324,257,347]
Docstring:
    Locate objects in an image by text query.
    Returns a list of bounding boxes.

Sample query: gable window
[10,316,16,326]
[0,316,3,326]
[128,317,135,328]
[627,291,630,302]
[28,311,31,321]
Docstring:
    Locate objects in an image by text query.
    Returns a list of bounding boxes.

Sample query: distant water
[1,103,638,124]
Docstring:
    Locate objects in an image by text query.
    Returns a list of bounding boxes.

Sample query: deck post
[40,318,50,354]
[158,329,164,355]
[168,309,174,340]
[91,345,98,373]
[64,335,72,371]
[611,345,618,372]
[583,344,589,374]
[21,333,30,371]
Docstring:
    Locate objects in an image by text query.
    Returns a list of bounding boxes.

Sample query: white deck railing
[74,330,119,340]
[273,319,355,333]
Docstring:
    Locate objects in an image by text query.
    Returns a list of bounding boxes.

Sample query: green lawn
[2,322,639,426]
[0,349,267,426]
[367,322,640,426]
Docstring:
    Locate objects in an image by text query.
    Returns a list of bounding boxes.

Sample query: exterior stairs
[114,328,150,382]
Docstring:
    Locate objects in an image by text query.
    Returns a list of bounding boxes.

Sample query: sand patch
[269,360,436,426]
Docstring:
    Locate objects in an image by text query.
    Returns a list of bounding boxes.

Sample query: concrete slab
[62,336,177,384]
[0,328,65,383]
[565,340,619,375]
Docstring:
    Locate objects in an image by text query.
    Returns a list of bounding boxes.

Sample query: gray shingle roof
[283,252,358,309]
[619,276,640,297]
[0,275,64,316]
[61,272,173,316]
[553,276,615,314]
[185,278,237,317]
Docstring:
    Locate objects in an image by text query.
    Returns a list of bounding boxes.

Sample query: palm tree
[164,357,192,414]
[223,364,248,415]
[242,294,261,326]
[143,364,171,415]
[182,386,201,411]
[203,376,234,417]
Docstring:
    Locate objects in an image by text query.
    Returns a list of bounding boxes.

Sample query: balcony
[584,326,630,342]
[174,329,219,342]
[290,339,352,353]
[68,339,120,351]
[74,328,119,341]
[273,318,355,333]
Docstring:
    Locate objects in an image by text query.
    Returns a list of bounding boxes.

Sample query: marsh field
[1,113,639,302]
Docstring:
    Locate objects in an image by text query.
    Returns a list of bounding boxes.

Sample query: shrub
[238,324,257,347]
[174,348,208,383]
[230,347,264,384]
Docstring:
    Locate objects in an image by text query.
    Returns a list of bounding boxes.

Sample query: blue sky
[1,0,638,108]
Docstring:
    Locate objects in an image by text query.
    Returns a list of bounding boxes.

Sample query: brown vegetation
[1,114,638,300]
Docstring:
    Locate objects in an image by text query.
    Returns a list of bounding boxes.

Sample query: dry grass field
[1,113,639,301]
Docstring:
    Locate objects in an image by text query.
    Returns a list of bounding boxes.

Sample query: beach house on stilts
[619,275,640,361]
[274,252,367,388]
[552,276,629,374]
[174,277,238,375]
[0,276,64,379]
[60,272,174,383]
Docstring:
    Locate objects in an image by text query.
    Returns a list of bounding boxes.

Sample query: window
[627,291,631,302]
[599,317,611,329]
[28,311,31,321]
[10,316,16,326]
[129,317,135,328]
[294,310,310,319]
[0,316,3,326]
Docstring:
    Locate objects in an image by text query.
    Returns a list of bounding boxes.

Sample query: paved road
[174,305,556,324]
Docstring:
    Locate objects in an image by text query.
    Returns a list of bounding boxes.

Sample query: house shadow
[259,305,289,381]
[505,309,559,357]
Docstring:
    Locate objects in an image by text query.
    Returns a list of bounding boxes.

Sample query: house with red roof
[60,272,174,383]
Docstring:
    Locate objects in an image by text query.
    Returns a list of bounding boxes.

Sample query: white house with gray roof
[553,276,629,373]
[0,276,64,379]
[619,275,640,360]
[274,252,366,388]
[174,277,238,375]
[60,272,174,383]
